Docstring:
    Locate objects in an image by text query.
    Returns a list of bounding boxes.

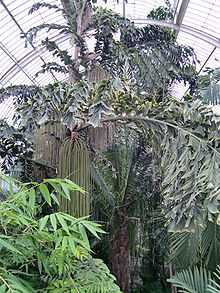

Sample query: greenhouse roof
[0,0,219,88]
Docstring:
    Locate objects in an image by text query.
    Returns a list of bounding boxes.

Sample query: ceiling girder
[175,0,191,28]
[0,41,38,85]
[132,19,220,49]
[0,35,69,85]
[0,0,57,83]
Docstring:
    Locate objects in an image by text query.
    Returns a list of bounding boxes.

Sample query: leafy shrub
[0,175,122,292]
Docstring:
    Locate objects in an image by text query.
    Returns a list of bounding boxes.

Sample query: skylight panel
[182,0,220,39]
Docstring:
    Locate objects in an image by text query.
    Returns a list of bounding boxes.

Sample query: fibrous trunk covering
[87,65,110,83]
[33,122,66,179]
[58,138,90,217]
[110,207,130,293]
[88,123,115,151]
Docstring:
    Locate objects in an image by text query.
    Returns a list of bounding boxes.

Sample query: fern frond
[35,62,68,77]
[42,38,74,65]
[21,24,70,46]
[28,2,64,15]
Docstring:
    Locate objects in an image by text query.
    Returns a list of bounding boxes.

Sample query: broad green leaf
[0,237,21,254]
[46,182,66,199]
[50,192,60,206]
[56,214,70,234]
[18,215,32,226]
[78,224,90,250]
[0,284,6,293]
[68,236,76,254]
[39,184,51,206]
[39,215,49,231]
[61,236,68,251]
[60,183,71,200]
[63,179,85,193]
[50,214,57,231]
[82,221,105,239]
[28,189,36,211]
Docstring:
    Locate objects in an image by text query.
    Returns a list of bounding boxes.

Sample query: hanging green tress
[58,137,91,217]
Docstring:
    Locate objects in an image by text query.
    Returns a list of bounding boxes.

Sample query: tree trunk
[110,207,130,293]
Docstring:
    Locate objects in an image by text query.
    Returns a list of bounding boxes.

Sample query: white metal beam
[0,35,69,85]
[132,19,220,49]
[175,0,191,28]
[0,0,57,82]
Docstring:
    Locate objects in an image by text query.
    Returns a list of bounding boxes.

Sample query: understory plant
[0,174,121,292]
[168,266,220,293]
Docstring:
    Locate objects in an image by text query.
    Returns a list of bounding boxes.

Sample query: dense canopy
[0,1,220,293]
[0,0,219,87]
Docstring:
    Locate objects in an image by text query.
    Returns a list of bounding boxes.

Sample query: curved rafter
[0,34,70,85]
[132,20,220,49]
[0,19,219,86]
[0,0,219,87]
[0,0,57,84]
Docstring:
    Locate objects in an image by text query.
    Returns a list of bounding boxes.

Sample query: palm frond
[198,67,220,105]
[168,267,212,293]
[35,62,68,77]
[29,2,64,15]
[208,266,220,292]
[169,221,220,270]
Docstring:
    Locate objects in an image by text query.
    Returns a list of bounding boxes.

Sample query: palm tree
[2,2,220,293]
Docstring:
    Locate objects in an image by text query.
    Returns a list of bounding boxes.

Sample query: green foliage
[168,266,220,293]
[0,84,41,104]
[198,67,220,105]
[35,62,69,77]
[13,81,90,130]
[155,98,220,231]
[148,4,174,21]
[208,266,220,292]
[0,1,217,291]
[91,127,151,218]
[20,2,197,95]
[92,7,196,96]
[0,174,121,292]
[0,120,33,172]
[169,222,220,270]
[168,266,212,292]
[2,78,220,234]
[29,2,64,15]
[47,258,122,292]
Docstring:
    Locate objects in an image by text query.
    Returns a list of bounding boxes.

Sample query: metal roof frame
[0,40,38,85]
[132,19,220,49]
[0,0,219,87]
[0,34,69,85]
[175,0,191,29]
[0,0,57,84]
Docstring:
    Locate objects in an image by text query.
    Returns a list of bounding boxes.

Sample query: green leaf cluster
[0,174,122,292]
[168,266,220,293]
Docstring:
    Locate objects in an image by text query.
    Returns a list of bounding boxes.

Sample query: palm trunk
[110,207,130,293]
